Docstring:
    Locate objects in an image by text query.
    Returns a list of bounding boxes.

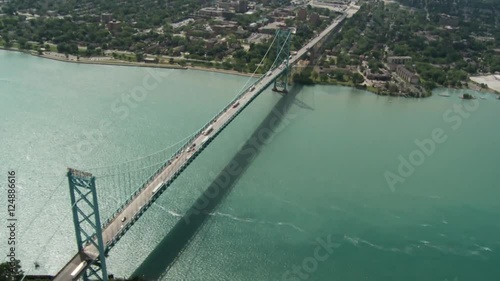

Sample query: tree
[18,38,28,49]
[463,93,474,99]
[352,73,365,84]
[2,4,16,15]
[135,52,144,62]
[0,260,24,281]
[293,73,314,85]
[334,70,344,81]
[388,83,399,94]
[312,71,319,80]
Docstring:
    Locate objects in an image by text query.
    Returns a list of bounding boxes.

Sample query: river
[1,50,500,281]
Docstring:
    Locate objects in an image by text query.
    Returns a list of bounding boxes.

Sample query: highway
[53,11,351,281]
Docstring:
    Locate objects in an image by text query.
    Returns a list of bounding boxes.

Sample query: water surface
[1,50,499,281]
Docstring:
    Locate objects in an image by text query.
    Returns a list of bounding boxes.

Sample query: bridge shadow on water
[131,84,305,281]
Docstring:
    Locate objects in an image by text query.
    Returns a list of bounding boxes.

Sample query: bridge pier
[67,168,108,281]
[272,86,288,94]
[272,28,292,93]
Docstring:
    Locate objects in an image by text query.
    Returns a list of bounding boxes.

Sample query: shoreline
[469,75,500,93]
[1,47,498,97]
[0,47,260,77]
[185,66,260,78]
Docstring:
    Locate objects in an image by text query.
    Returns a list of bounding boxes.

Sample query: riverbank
[1,47,496,97]
[185,66,259,78]
[0,47,260,77]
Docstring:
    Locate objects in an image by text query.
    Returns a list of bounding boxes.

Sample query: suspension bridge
[50,14,348,281]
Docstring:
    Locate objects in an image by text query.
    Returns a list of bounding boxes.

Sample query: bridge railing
[101,126,203,228]
[101,77,268,229]
[102,39,296,228]
[101,44,296,229]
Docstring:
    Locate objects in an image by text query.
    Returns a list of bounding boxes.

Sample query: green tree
[312,71,319,80]
[135,52,144,62]
[18,38,28,49]
[388,83,399,94]
[334,70,344,81]
[0,260,24,281]
[352,73,365,84]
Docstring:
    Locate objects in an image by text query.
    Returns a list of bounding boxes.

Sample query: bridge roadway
[53,13,349,281]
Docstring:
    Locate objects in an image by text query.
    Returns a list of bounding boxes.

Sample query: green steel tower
[67,168,108,281]
[272,28,292,93]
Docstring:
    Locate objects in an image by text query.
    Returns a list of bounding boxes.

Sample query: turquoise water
[1,50,499,281]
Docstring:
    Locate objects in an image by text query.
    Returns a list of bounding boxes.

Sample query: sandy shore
[470,75,500,93]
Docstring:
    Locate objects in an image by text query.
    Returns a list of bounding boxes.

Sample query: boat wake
[342,235,495,258]
[154,203,183,218]
[209,211,306,233]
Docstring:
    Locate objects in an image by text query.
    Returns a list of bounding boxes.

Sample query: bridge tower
[67,168,108,281]
[272,28,292,93]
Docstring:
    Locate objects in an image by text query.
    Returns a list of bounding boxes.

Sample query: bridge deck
[53,12,350,281]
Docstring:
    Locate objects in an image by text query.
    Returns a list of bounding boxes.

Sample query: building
[297,8,307,20]
[387,56,412,65]
[236,0,248,13]
[212,22,238,32]
[171,18,195,29]
[106,20,121,33]
[396,65,419,85]
[217,0,232,10]
[246,33,273,44]
[46,10,58,17]
[199,7,225,17]
[273,7,295,17]
[258,21,286,34]
[364,69,391,81]
[439,14,459,27]
[205,38,218,49]
[101,13,112,23]
[144,57,158,63]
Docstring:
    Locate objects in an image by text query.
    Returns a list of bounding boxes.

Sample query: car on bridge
[70,261,87,279]
[203,125,214,136]
[201,136,210,145]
